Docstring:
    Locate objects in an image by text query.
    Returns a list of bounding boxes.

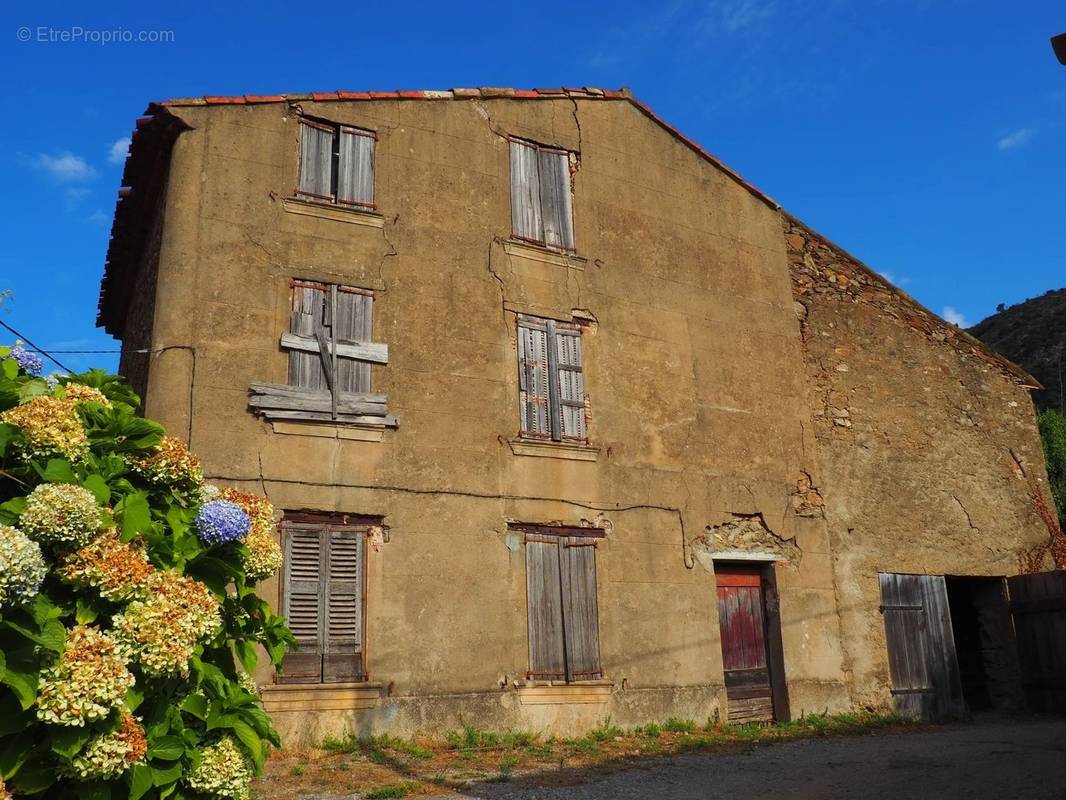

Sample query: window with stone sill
[296,116,376,210]
[247,279,397,428]
[510,137,576,252]
[517,315,587,442]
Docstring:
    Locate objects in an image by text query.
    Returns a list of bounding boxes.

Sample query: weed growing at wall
[1039,409,1066,530]
[0,346,295,799]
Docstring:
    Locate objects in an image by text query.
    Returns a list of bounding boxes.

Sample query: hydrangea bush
[0,346,295,799]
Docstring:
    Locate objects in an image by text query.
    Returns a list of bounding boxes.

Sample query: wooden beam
[249,383,386,404]
[280,333,388,365]
[249,394,387,417]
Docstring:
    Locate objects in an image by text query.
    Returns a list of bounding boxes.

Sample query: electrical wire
[0,319,75,373]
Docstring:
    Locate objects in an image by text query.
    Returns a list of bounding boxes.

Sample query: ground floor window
[517,524,603,682]
[279,513,371,683]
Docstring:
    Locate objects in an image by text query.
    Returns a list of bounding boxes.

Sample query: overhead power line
[0,319,75,373]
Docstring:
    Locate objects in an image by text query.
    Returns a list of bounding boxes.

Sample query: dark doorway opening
[945,576,1025,714]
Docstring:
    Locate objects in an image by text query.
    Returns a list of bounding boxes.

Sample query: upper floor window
[516,315,586,442]
[248,279,396,428]
[297,118,376,209]
[279,513,370,683]
[519,524,603,682]
[510,138,575,251]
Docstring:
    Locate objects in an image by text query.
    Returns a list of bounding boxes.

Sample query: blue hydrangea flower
[195,500,251,545]
[10,344,43,376]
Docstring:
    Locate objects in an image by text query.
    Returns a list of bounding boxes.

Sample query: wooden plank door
[1007,571,1066,713]
[716,565,775,723]
[878,573,966,721]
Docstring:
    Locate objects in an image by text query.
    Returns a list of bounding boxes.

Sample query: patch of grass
[638,723,661,738]
[288,764,305,776]
[364,782,420,799]
[662,718,698,734]
[567,736,600,755]
[588,717,622,742]
[446,723,502,751]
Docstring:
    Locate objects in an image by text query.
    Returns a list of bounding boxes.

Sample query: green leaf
[0,733,30,778]
[229,720,264,769]
[0,694,27,737]
[179,693,208,721]
[125,684,144,712]
[41,458,77,484]
[150,760,184,787]
[82,474,112,504]
[147,735,185,761]
[0,660,38,710]
[118,491,151,538]
[128,763,154,800]
[0,423,15,456]
[75,598,99,625]
[50,725,92,759]
[233,640,258,674]
[1,617,65,653]
[1,360,16,380]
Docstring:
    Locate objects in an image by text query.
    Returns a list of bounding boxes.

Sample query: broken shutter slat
[559,535,602,681]
[510,140,543,243]
[554,328,586,439]
[323,526,365,683]
[280,525,325,683]
[526,537,567,680]
[248,392,387,417]
[288,286,328,392]
[337,128,375,208]
[538,149,574,250]
[280,333,388,365]
[298,121,335,201]
[518,320,550,437]
[544,320,563,441]
[249,383,386,404]
[333,292,374,393]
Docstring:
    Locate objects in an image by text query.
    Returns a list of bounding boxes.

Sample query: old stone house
[98,87,1063,743]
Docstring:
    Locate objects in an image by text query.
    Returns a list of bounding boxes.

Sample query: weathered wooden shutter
[525,534,567,680]
[337,127,375,208]
[560,535,601,680]
[510,140,543,243]
[553,326,585,439]
[333,290,373,394]
[288,282,328,391]
[297,121,335,202]
[879,573,966,721]
[517,318,550,437]
[538,149,574,250]
[323,527,365,682]
[1007,571,1066,713]
[280,525,325,683]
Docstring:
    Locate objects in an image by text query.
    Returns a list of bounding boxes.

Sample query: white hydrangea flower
[0,525,46,607]
[186,736,252,800]
[19,483,101,547]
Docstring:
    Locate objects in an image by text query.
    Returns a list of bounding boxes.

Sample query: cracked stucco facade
[113,96,1052,741]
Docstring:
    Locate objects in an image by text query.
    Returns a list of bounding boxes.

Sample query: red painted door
[716,565,775,722]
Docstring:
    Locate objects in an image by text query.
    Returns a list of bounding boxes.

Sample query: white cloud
[64,187,91,211]
[997,128,1035,151]
[108,137,130,165]
[86,209,109,225]
[941,306,970,327]
[28,151,97,181]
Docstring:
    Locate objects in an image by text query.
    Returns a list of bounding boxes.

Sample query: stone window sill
[504,239,588,270]
[282,196,385,228]
[260,681,385,712]
[508,437,599,462]
[271,420,391,442]
[516,680,613,705]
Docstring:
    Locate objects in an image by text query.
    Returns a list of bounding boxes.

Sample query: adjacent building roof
[97,86,1040,389]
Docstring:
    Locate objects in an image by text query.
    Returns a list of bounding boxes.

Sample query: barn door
[878,573,966,720]
[716,565,775,723]
[1007,571,1066,713]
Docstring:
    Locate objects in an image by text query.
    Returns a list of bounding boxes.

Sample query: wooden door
[1007,571,1066,713]
[878,573,966,721]
[716,565,774,723]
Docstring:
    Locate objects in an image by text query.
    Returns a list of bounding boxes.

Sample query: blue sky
[0,0,1062,374]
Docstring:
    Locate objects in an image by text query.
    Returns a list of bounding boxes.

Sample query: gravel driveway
[459,716,1066,800]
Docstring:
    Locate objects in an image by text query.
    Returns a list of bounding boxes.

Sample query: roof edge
[783,210,1043,390]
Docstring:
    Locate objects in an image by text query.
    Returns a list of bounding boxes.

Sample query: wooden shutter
[280,525,325,683]
[510,140,543,243]
[560,536,601,680]
[337,127,375,208]
[334,290,373,394]
[517,319,550,437]
[553,327,586,440]
[323,527,365,682]
[297,120,335,202]
[525,535,566,680]
[538,149,574,250]
[288,282,328,391]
